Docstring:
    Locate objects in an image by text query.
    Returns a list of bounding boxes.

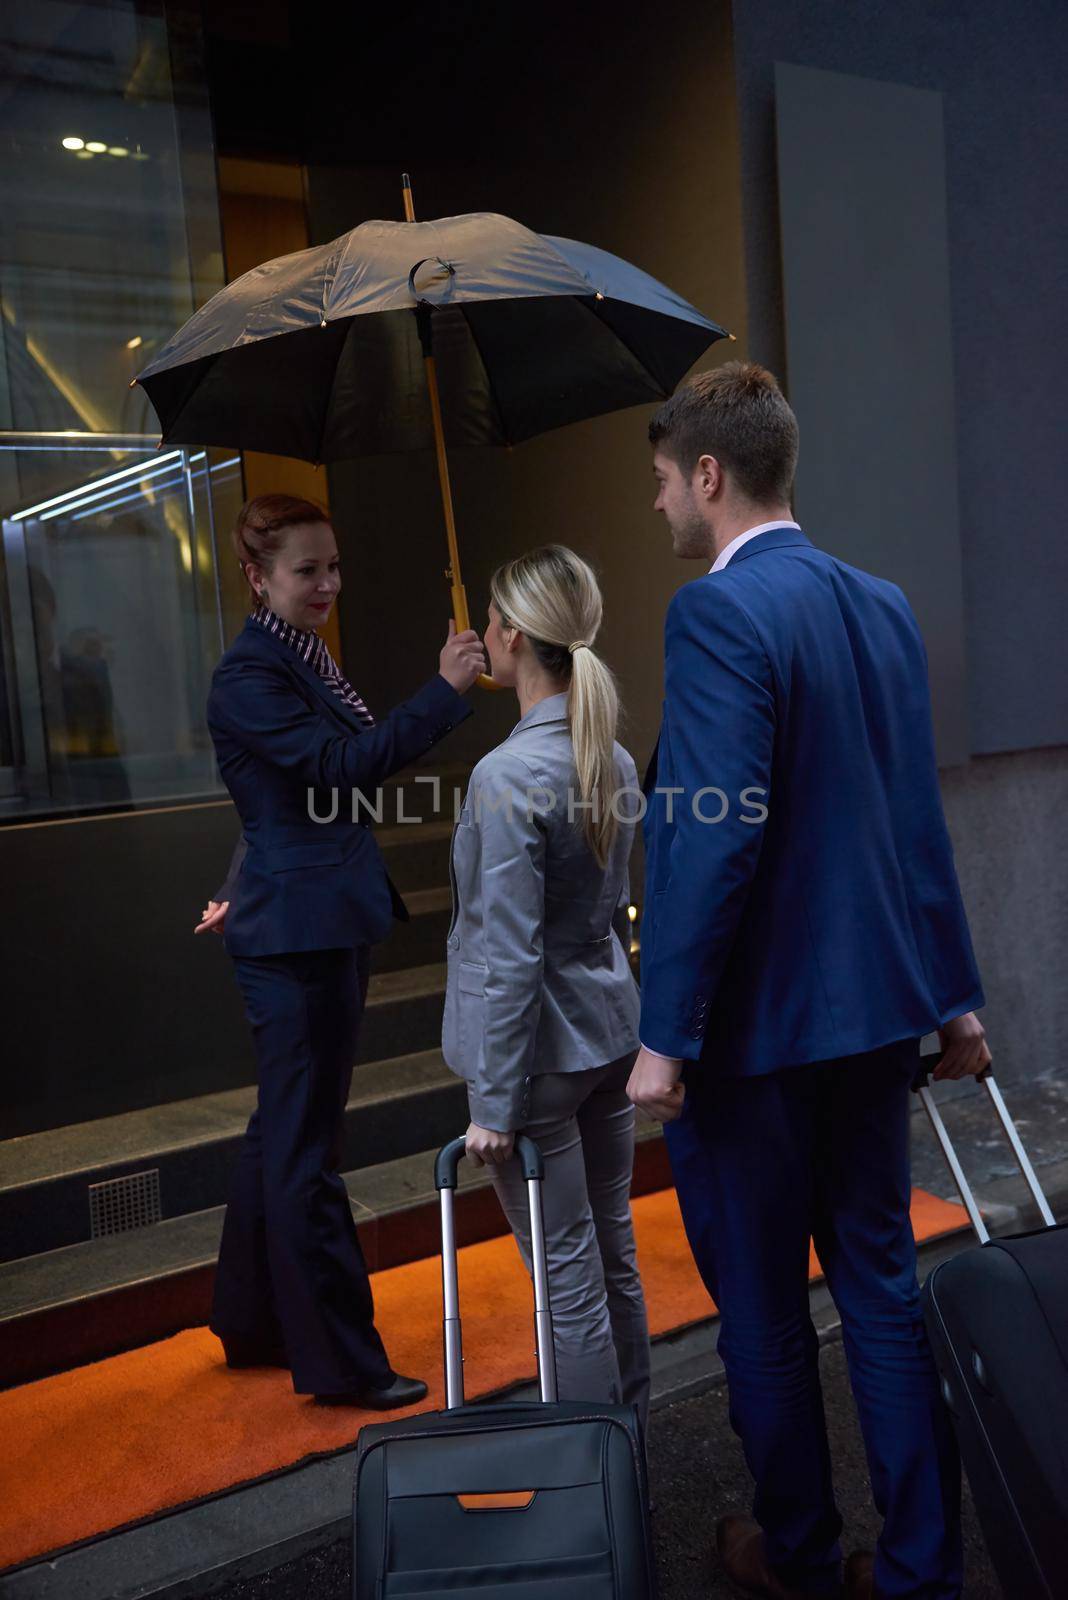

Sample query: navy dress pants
[665,1038,961,1600]
[210,945,393,1395]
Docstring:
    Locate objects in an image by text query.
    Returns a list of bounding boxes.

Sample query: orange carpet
[0,1186,965,1570]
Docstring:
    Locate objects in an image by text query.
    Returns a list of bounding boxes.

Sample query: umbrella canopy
[136,211,728,462]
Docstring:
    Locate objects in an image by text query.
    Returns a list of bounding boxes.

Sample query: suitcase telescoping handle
[912,1057,1056,1244]
[434,1135,559,1410]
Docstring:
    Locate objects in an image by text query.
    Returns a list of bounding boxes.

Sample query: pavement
[11,1066,1064,1600]
[650,1342,999,1599]
[178,1340,1000,1600]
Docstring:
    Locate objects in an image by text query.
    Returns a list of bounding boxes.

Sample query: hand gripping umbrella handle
[449,582,506,693]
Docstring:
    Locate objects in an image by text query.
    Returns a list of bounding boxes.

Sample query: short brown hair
[232,494,331,598]
[648,362,798,505]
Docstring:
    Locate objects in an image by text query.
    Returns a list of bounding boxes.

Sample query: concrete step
[0,1040,462,1264]
[376,817,453,892]
[369,885,452,974]
[0,1124,671,1389]
[356,960,446,1062]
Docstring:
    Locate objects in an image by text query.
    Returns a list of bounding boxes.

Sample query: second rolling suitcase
[917,1063,1068,1600]
[352,1134,655,1599]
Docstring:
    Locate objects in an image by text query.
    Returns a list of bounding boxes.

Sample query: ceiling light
[125,335,142,350]
[75,150,94,160]
[61,137,85,151]
[108,146,129,158]
[85,141,107,154]
[131,150,150,161]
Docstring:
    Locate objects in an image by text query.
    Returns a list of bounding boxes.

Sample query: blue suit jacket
[207,618,472,957]
[639,528,983,1072]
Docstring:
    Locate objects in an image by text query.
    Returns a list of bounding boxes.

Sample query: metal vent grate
[89,1169,161,1239]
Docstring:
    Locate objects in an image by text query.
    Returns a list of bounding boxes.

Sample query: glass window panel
[0,0,248,822]
[0,0,224,437]
[0,440,244,819]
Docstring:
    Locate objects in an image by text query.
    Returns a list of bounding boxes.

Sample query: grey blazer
[442,692,641,1131]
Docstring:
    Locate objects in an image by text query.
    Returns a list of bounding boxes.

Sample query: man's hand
[627,1047,685,1122]
[934,1011,992,1081]
[439,619,486,694]
[194,899,228,935]
[465,1121,515,1168]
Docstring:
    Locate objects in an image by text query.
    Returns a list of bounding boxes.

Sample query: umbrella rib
[315,319,350,463]
[153,356,216,448]
[459,309,514,446]
[574,294,672,399]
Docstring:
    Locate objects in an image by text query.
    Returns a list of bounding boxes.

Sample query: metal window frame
[0,430,237,823]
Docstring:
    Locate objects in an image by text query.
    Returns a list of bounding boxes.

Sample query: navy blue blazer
[207,617,472,957]
[639,527,984,1072]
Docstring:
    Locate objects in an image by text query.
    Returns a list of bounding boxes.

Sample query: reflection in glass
[0,1,245,821]
[0,0,224,438]
[0,441,243,819]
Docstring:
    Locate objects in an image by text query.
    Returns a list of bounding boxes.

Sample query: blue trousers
[666,1039,961,1599]
[210,946,393,1395]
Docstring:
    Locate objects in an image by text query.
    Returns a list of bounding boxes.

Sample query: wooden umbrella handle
[404,173,503,692]
[424,353,504,691]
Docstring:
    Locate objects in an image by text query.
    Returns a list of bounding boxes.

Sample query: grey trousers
[475,1054,652,1431]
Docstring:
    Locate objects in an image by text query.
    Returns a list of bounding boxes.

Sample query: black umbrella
[136,177,730,685]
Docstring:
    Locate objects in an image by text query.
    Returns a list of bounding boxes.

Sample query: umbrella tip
[728,332,737,341]
[128,378,137,388]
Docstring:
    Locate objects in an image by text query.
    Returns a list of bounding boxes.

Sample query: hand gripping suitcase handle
[434,1135,558,1410]
[434,1133,545,1188]
[911,1056,1056,1243]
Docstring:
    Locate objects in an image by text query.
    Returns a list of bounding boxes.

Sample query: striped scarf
[251,605,375,727]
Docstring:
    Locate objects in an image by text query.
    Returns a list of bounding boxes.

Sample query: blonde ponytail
[489,546,620,868]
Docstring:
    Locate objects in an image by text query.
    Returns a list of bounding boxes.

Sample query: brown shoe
[843,1551,876,1600]
[716,1515,810,1600]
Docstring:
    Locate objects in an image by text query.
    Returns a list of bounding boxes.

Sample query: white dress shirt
[708,519,801,573]
[640,519,801,1062]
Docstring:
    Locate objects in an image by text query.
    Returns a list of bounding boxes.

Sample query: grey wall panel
[942,746,1068,1089]
[775,61,969,765]
[733,0,1068,756]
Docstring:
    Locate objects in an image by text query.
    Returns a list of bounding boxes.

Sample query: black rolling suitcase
[352,1134,656,1599]
[917,1062,1068,1599]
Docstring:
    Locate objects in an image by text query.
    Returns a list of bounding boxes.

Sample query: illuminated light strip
[13,452,184,520]
[39,458,183,520]
[69,473,189,520]
[67,457,241,521]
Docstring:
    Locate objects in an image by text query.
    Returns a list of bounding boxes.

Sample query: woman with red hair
[198,494,484,1407]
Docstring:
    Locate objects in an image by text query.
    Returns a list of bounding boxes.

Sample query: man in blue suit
[628,365,989,1600]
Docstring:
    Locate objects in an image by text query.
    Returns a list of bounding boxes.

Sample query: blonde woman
[442,545,651,1427]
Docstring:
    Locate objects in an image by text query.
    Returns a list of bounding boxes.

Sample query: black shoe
[315,1373,429,1409]
[221,1333,289,1370]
